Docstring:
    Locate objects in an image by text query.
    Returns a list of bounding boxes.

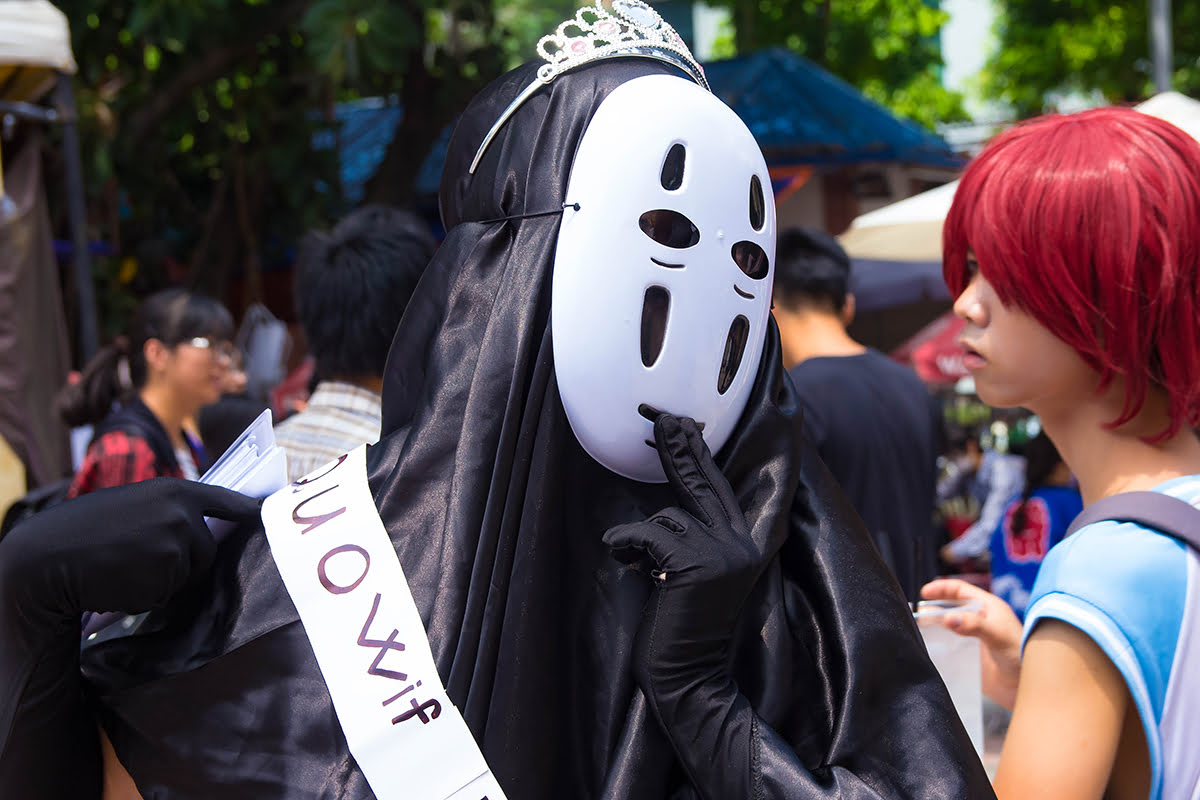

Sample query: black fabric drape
[79,59,993,799]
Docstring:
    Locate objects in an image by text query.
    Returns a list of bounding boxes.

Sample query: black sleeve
[0,479,260,798]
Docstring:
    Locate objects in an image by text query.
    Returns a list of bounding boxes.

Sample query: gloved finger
[602,509,693,572]
[183,516,219,586]
[176,481,264,521]
[653,414,742,531]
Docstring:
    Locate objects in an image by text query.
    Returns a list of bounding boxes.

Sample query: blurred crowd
[12,208,1079,635]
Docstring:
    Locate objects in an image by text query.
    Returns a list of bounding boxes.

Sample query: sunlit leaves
[984,0,1200,116]
[301,0,416,87]
[711,0,967,128]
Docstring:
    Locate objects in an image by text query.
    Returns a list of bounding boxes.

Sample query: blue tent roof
[328,48,962,203]
[315,96,405,206]
[703,48,962,169]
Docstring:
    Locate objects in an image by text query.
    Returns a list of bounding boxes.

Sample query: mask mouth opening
[718,315,749,395]
[638,403,706,447]
[638,403,705,429]
[641,286,670,367]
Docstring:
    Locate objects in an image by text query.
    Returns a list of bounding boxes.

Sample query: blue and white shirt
[990,486,1083,620]
[1024,475,1200,800]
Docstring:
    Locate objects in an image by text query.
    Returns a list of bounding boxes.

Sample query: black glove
[603,414,764,798]
[0,478,261,799]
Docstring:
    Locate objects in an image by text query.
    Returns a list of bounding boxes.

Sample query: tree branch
[124,0,311,147]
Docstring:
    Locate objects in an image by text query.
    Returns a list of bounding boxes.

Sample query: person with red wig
[923,106,1200,800]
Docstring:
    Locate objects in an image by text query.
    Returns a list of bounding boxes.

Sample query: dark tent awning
[329,48,962,203]
[702,48,963,169]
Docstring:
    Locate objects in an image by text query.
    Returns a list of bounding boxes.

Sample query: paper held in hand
[81,409,288,641]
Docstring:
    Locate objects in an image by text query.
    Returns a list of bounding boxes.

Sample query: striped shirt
[274,381,382,482]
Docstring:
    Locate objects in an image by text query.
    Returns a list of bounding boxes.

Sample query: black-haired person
[275,205,435,481]
[772,226,942,600]
[58,289,235,498]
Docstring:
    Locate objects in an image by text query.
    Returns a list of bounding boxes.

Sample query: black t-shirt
[788,349,941,599]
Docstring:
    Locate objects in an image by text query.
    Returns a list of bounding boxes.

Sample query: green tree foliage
[984,0,1200,117]
[55,0,571,310]
[709,0,968,129]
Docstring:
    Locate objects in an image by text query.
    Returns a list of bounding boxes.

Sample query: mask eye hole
[641,286,670,367]
[749,175,765,231]
[718,315,749,394]
[639,209,700,249]
[661,144,686,191]
[731,241,769,279]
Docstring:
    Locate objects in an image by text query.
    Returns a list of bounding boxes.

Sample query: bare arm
[993,620,1132,800]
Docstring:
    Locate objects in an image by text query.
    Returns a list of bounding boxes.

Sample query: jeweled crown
[535,0,707,90]
[469,0,708,174]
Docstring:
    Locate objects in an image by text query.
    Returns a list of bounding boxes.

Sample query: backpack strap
[1066,490,1200,551]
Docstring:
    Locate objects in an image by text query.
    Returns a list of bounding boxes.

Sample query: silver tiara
[468,0,708,174]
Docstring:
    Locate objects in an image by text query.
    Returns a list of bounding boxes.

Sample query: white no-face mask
[552,73,776,483]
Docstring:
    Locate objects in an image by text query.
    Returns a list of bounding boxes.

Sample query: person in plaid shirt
[59,289,236,498]
[275,205,435,481]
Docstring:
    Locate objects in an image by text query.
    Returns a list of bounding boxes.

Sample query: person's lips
[959,339,986,370]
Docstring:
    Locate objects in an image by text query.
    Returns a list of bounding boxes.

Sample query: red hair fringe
[944,107,1200,439]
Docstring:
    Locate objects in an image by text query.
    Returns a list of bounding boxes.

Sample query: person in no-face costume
[0,3,993,798]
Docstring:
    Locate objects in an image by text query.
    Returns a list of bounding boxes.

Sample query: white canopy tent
[838,92,1200,263]
[838,181,956,262]
[0,0,75,103]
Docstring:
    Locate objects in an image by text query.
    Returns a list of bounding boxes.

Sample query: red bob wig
[944,107,1200,437]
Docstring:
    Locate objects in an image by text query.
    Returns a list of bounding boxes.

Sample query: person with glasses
[58,288,235,497]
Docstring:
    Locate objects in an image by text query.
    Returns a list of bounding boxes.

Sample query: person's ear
[840,293,856,327]
[143,338,170,372]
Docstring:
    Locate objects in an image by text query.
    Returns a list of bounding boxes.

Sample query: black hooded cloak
[76,59,994,799]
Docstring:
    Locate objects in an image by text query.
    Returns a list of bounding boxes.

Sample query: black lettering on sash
[358,592,407,680]
[391,697,442,725]
[318,544,370,594]
[382,680,422,706]
[292,486,347,534]
[291,454,348,490]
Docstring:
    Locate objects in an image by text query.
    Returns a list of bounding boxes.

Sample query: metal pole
[1150,0,1173,93]
[54,75,98,362]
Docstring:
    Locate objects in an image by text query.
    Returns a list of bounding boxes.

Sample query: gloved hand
[603,414,765,798]
[0,478,261,799]
[604,414,762,684]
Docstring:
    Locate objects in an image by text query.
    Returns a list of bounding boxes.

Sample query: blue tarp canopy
[327,47,961,203]
[703,48,961,169]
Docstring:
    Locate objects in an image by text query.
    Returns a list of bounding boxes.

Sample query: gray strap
[1066,490,1200,551]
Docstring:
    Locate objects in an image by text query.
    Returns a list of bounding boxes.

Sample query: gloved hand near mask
[0,478,262,798]
[604,414,766,798]
[607,415,911,800]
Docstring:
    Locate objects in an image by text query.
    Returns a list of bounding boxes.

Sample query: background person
[57,288,235,498]
[772,226,942,600]
[987,430,1081,618]
[941,430,1026,567]
[197,344,268,459]
[274,204,435,481]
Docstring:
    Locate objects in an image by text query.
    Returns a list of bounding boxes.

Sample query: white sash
[261,445,507,800]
